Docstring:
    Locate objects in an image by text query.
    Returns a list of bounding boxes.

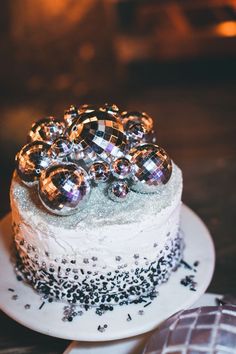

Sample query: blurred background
[0,0,236,351]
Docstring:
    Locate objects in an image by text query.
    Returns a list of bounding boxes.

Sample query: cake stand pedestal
[0,205,215,350]
[63,335,147,354]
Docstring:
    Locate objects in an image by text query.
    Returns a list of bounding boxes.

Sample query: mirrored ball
[108,180,129,202]
[121,111,153,134]
[28,117,65,144]
[16,141,51,186]
[78,104,97,114]
[39,163,91,216]
[111,157,133,180]
[100,103,120,119]
[49,137,73,160]
[70,145,97,165]
[144,305,236,354]
[125,122,146,147]
[89,161,110,183]
[64,105,79,127]
[67,110,126,163]
[129,144,172,193]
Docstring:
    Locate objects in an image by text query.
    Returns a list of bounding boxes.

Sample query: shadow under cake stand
[0,205,215,350]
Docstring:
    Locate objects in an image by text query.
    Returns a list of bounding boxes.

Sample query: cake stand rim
[0,204,215,342]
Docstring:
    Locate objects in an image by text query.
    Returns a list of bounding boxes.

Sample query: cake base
[0,205,215,341]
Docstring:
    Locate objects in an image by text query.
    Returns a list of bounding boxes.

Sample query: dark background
[0,0,236,353]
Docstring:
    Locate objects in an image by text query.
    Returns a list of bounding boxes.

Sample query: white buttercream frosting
[11,163,183,273]
[10,162,184,307]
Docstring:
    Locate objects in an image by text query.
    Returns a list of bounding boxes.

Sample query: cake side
[11,163,184,308]
[11,163,182,268]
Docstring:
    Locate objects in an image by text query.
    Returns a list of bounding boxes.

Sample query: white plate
[0,205,215,342]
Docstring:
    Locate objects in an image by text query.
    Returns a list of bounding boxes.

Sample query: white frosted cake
[10,104,184,311]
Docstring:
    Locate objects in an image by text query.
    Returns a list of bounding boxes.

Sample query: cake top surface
[13,103,179,220]
[11,162,182,230]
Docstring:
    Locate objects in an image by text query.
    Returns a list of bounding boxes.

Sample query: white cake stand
[63,293,221,354]
[0,205,215,346]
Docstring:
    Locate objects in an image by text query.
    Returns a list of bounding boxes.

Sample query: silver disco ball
[121,111,153,134]
[16,141,51,186]
[89,161,110,183]
[129,144,172,193]
[64,105,79,127]
[125,123,146,148]
[67,110,126,163]
[100,103,120,119]
[70,145,97,165]
[144,305,236,354]
[28,117,65,144]
[108,180,130,202]
[111,157,133,180]
[38,163,91,216]
[48,137,73,160]
[78,104,97,114]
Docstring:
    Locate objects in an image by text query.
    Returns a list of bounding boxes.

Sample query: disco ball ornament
[108,180,129,202]
[144,305,236,354]
[111,158,133,180]
[121,111,153,134]
[89,161,110,183]
[67,110,126,163]
[70,145,97,165]
[48,137,73,160]
[39,163,91,216]
[78,104,97,114]
[125,122,146,147]
[64,105,79,127]
[100,103,120,118]
[16,141,51,186]
[28,117,65,144]
[143,129,157,144]
[129,144,172,193]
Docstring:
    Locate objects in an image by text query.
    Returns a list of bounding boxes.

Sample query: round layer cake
[10,162,183,309]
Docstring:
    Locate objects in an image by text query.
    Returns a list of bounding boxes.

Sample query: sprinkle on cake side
[11,163,184,308]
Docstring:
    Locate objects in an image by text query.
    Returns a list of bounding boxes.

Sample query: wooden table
[0,79,235,353]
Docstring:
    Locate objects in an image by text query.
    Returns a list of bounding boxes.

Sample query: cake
[10,104,184,311]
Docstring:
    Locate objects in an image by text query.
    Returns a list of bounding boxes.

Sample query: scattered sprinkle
[180,260,193,270]
[180,275,197,291]
[127,313,132,321]
[97,324,108,332]
[39,301,45,310]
